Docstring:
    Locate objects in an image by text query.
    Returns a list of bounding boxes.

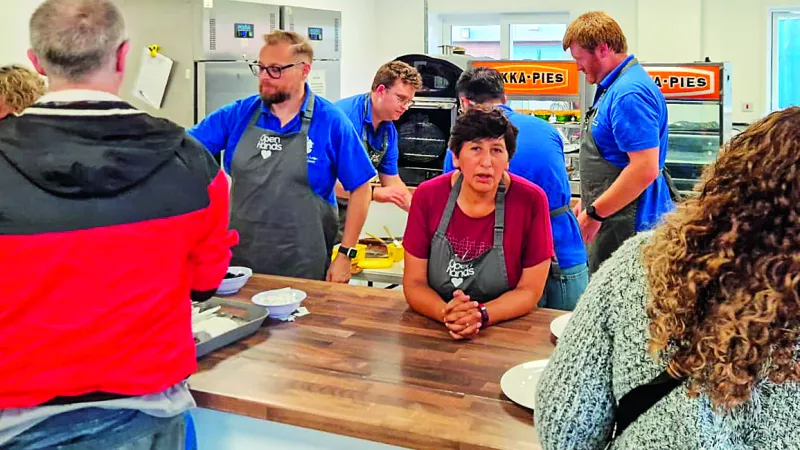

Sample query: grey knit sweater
[534,232,800,450]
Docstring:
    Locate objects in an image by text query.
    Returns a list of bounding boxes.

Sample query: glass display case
[643,62,732,194]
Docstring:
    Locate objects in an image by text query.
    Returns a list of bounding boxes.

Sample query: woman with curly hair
[0,64,46,119]
[534,107,800,449]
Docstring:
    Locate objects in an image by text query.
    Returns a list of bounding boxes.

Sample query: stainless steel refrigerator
[280,6,342,102]
[194,1,343,124]
[193,0,280,122]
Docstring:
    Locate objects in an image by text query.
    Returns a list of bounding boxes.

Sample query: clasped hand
[441,290,482,340]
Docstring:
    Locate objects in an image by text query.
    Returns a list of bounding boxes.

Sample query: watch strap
[479,303,489,326]
[339,246,358,259]
[587,205,606,222]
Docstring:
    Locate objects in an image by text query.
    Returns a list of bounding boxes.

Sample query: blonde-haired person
[189,29,377,283]
[535,107,800,449]
[564,11,678,275]
[332,60,423,241]
[0,64,45,118]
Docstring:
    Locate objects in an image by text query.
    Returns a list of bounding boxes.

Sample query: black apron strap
[612,370,685,439]
[549,204,570,218]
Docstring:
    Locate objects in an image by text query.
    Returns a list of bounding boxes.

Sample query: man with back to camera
[332,61,422,241]
[564,11,679,273]
[190,30,377,283]
[443,67,588,311]
[0,0,237,447]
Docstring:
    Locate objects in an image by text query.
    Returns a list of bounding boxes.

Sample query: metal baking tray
[194,297,269,358]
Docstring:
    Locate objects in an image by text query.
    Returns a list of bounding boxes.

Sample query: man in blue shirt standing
[189,30,376,283]
[563,11,678,274]
[333,61,422,240]
[443,67,588,311]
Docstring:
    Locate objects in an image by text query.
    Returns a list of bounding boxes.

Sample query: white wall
[0,0,47,67]
[372,0,426,62]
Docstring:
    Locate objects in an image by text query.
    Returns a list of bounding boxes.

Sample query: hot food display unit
[392,53,476,186]
[644,62,732,194]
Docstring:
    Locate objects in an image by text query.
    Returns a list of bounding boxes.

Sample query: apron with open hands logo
[428,174,510,303]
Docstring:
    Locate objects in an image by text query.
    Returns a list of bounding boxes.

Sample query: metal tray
[194,297,269,358]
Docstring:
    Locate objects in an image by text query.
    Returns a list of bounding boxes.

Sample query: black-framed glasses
[249,62,304,79]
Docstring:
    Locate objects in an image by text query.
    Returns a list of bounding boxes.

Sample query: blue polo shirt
[334,93,399,176]
[188,85,377,206]
[591,55,673,231]
[443,104,586,270]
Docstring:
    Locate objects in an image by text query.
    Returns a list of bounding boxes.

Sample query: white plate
[500,359,550,410]
[549,312,573,340]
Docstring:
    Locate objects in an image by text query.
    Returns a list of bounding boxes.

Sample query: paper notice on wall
[132,48,174,110]
[308,70,327,98]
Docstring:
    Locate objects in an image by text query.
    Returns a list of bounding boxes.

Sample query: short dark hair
[455,67,505,104]
[448,106,518,159]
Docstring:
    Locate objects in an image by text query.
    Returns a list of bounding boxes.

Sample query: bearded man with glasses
[190,30,376,283]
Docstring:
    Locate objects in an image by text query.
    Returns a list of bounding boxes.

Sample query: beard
[260,90,291,105]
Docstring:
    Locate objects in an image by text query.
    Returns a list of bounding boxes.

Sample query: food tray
[194,297,269,358]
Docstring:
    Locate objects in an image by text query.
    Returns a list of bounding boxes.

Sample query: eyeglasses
[249,62,304,79]
[385,87,414,107]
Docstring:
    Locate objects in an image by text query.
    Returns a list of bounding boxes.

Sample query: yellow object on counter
[386,242,404,263]
[357,257,394,270]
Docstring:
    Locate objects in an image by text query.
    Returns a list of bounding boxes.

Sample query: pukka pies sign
[643,65,721,101]
[470,61,580,96]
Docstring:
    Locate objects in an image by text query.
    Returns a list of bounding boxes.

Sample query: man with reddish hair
[564,11,677,273]
[0,0,236,447]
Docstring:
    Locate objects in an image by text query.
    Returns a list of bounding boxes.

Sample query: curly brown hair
[371,61,423,92]
[643,106,800,410]
[0,65,46,113]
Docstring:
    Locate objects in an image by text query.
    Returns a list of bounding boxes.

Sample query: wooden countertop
[190,275,565,450]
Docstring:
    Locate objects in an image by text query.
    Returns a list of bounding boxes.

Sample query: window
[439,13,570,61]
[510,24,569,61]
[450,25,502,59]
[769,9,800,110]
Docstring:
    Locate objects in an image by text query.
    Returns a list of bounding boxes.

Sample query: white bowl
[500,359,550,410]
[216,266,253,295]
[251,288,307,319]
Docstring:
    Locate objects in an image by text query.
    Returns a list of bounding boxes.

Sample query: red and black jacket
[0,91,237,409]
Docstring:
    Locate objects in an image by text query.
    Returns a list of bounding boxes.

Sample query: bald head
[29,0,125,82]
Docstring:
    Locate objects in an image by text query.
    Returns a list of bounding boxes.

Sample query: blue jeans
[538,261,589,311]
[5,408,185,450]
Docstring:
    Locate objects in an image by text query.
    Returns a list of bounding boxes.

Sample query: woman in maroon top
[403,107,554,340]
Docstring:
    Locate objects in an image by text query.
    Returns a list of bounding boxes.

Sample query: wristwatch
[339,245,358,259]
[479,303,489,326]
[586,204,606,222]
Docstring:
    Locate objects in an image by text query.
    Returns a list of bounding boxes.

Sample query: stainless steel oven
[392,53,477,186]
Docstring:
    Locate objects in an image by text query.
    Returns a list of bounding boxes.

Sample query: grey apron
[580,58,679,274]
[229,92,338,280]
[336,94,388,242]
[428,173,510,303]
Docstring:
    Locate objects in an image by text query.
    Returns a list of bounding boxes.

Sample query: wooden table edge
[190,388,535,450]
